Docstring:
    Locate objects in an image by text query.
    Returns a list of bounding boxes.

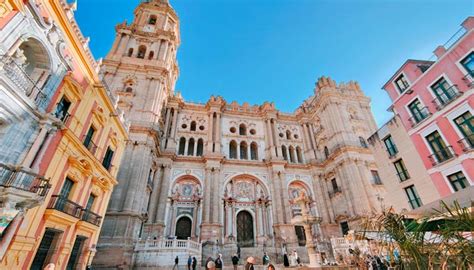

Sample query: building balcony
[462,73,474,88]
[82,137,98,155]
[81,209,102,226]
[458,134,474,152]
[431,85,462,111]
[428,146,456,166]
[47,195,82,219]
[386,147,399,159]
[0,55,47,107]
[396,170,410,182]
[408,107,431,127]
[328,187,342,198]
[0,163,51,209]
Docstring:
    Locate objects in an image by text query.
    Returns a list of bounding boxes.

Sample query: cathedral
[93,0,384,268]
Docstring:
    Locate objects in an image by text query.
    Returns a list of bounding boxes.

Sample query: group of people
[282,250,301,267]
[202,252,276,270]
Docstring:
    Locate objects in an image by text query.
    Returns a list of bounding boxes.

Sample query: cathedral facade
[93,0,385,268]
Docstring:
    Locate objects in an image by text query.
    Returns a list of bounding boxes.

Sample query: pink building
[382,17,473,210]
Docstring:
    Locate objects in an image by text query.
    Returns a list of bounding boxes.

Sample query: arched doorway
[295,225,306,246]
[175,217,192,240]
[237,211,254,247]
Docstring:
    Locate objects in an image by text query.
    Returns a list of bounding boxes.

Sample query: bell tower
[94,1,180,269]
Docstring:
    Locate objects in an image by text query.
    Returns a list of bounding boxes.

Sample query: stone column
[312,174,330,223]
[192,200,199,238]
[265,119,274,158]
[118,34,131,56]
[163,108,171,138]
[303,124,316,160]
[272,119,281,157]
[225,201,232,237]
[277,171,291,223]
[215,113,221,153]
[257,204,264,236]
[318,177,335,222]
[335,164,356,216]
[170,108,179,139]
[270,170,283,224]
[148,166,162,223]
[202,168,212,223]
[155,164,171,226]
[308,124,319,159]
[212,168,221,223]
[207,112,214,153]
[355,160,377,211]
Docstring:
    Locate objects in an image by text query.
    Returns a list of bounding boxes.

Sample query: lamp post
[293,193,322,267]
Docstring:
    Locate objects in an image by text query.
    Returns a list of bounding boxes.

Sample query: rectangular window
[54,96,71,122]
[425,131,453,164]
[371,170,382,185]
[461,52,474,76]
[395,74,410,93]
[340,221,349,236]
[31,229,63,270]
[86,194,95,211]
[66,235,87,270]
[83,126,95,148]
[408,99,429,124]
[57,178,74,212]
[331,178,339,191]
[454,111,474,149]
[404,185,422,209]
[431,77,458,108]
[383,135,398,157]
[102,146,115,170]
[394,159,410,182]
[447,171,469,192]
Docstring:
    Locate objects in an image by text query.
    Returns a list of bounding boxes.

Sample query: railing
[47,195,83,219]
[396,170,410,182]
[1,55,47,106]
[328,187,342,198]
[458,134,474,152]
[432,85,461,111]
[408,107,431,127]
[82,136,98,155]
[0,163,50,196]
[462,73,474,88]
[81,209,102,226]
[428,146,455,166]
[135,238,201,254]
[386,146,398,158]
[55,111,71,125]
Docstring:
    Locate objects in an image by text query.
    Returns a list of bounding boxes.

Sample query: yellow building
[0,0,127,269]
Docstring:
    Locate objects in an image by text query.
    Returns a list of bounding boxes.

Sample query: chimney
[461,16,474,31]
[433,46,447,59]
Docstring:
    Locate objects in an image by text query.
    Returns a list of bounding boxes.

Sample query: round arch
[175,215,192,240]
[221,173,270,196]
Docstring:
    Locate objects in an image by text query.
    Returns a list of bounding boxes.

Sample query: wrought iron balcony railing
[82,136,98,155]
[328,187,342,198]
[462,73,474,88]
[428,146,456,166]
[408,107,431,127]
[1,55,47,106]
[81,209,102,226]
[432,85,462,111]
[396,170,410,182]
[47,195,83,219]
[458,134,474,152]
[0,163,50,196]
[386,146,398,158]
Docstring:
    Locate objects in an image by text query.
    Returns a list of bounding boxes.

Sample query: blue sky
[75,0,472,126]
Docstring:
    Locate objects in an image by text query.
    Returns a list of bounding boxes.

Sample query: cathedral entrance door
[175,217,192,239]
[237,211,254,247]
[295,225,306,246]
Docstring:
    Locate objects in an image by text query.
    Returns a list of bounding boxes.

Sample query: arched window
[282,145,288,161]
[324,146,329,159]
[250,142,258,160]
[178,137,186,155]
[289,146,296,163]
[296,146,303,163]
[148,15,157,25]
[127,48,134,57]
[359,136,368,148]
[240,141,248,160]
[239,124,247,136]
[137,45,147,59]
[17,38,51,90]
[148,51,154,60]
[190,121,197,131]
[229,140,237,159]
[286,130,291,140]
[196,139,204,156]
[187,138,195,156]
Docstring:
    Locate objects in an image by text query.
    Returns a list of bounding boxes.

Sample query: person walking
[173,256,179,270]
[283,252,290,267]
[205,257,214,270]
[262,252,270,265]
[187,255,192,270]
[215,253,223,269]
[232,253,239,270]
[245,257,255,270]
[192,257,197,270]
